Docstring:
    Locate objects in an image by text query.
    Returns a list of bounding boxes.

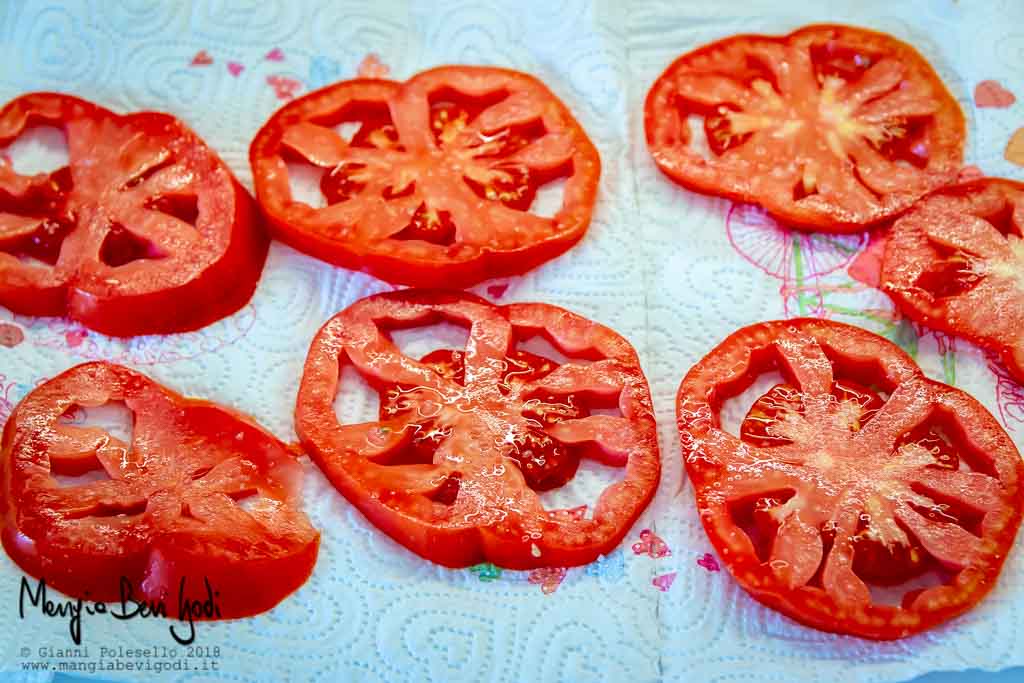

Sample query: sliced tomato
[250,67,600,287]
[645,25,964,231]
[881,178,1024,383]
[0,363,318,619]
[0,93,266,336]
[296,290,658,568]
[677,319,1023,639]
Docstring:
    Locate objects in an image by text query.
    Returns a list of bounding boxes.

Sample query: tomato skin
[645,25,964,232]
[295,289,659,569]
[250,67,600,288]
[0,93,267,337]
[0,363,319,620]
[677,319,1024,639]
[881,178,1024,384]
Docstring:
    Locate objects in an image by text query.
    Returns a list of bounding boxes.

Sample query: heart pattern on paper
[697,553,721,572]
[975,80,1017,108]
[652,572,677,592]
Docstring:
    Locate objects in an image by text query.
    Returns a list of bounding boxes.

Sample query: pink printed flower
[989,352,1024,431]
[64,329,87,348]
[357,53,390,79]
[632,529,670,558]
[697,552,721,572]
[652,572,677,591]
[528,566,566,594]
[267,75,302,101]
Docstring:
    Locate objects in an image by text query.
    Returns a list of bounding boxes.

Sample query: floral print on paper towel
[697,553,721,572]
[726,204,865,318]
[586,548,626,582]
[268,75,302,101]
[469,563,502,582]
[652,572,677,591]
[632,529,670,559]
[528,567,567,595]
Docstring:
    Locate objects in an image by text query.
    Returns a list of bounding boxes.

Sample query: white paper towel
[0,1,1021,681]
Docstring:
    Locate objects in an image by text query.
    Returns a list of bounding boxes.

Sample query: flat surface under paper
[0,1,1022,681]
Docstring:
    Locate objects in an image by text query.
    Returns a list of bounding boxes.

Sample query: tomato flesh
[295,290,659,569]
[678,318,1024,639]
[250,67,600,287]
[881,178,1024,384]
[0,93,266,336]
[740,379,958,585]
[0,363,319,618]
[645,24,964,231]
[379,348,586,490]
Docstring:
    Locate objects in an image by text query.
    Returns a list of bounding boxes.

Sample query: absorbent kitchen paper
[0,1,1022,682]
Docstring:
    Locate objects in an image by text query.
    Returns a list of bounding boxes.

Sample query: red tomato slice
[296,290,659,568]
[1,363,318,619]
[881,178,1024,383]
[645,25,964,231]
[0,93,267,336]
[250,67,600,287]
[677,319,1024,639]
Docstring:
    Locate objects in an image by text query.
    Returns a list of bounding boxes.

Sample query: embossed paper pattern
[1,1,1023,682]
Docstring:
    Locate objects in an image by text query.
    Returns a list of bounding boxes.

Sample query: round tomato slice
[1,362,318,618]
[250,66,600,287]
[0,93,267,336]
[296,290,658,568]
[645,25,964,231]
[677,319,1024,639]
[881,178,1024,383]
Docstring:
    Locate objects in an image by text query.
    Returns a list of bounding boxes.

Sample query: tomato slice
[677,319,1024,639]
[0,93,267,336]
[1,362,318,619]
[250,67,600,287]
[296,290,659,568]
[645,25,964,231]
[881,178,1024,383]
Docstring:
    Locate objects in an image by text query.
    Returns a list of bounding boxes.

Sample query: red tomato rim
[1,362,319,618]
[296,289,659,569]
[249,66,600,288]
[881,177,1024,382]
[645,24,965,232]
[0,92,267,337]
[677,318,1024,639]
